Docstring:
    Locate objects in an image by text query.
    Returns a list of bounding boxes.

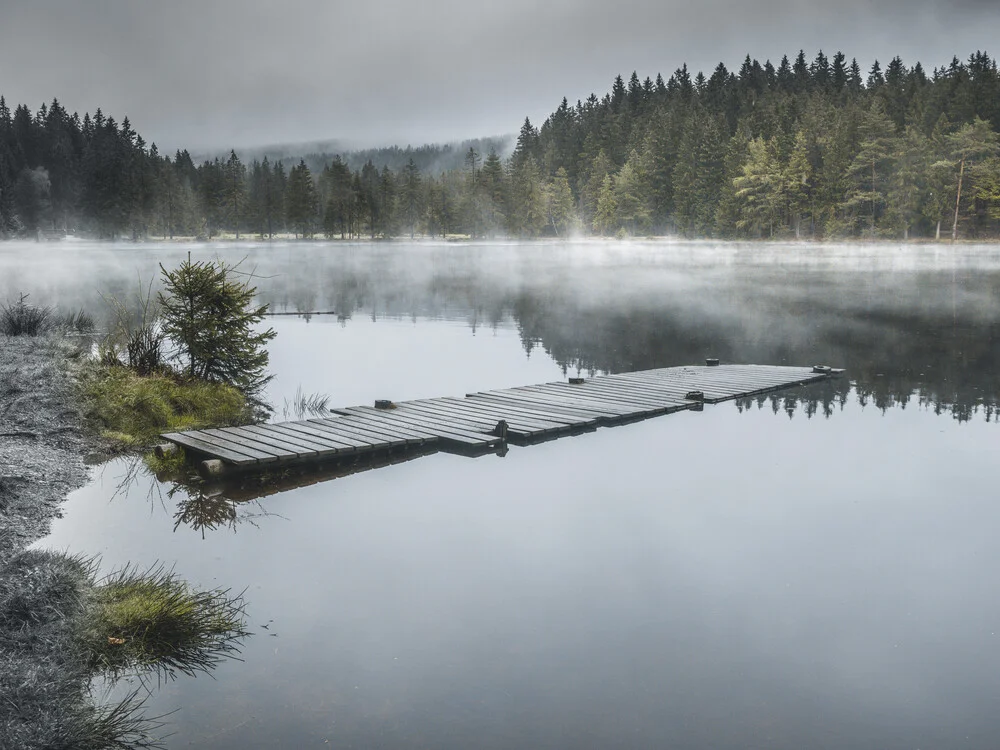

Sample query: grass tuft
[281,385,331,420]
[56,308,97,334]
[83,366,251,450]
[1,293,53,336]
[80,564,251,681]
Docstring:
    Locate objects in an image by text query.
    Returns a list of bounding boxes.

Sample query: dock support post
[198,459,227,480]
[154,442,180,459]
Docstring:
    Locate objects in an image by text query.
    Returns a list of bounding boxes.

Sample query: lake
[6,239,999,749]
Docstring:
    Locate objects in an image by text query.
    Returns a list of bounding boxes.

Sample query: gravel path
[0,335,93,567]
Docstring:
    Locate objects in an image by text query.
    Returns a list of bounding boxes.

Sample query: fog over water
[6,239,1000,748]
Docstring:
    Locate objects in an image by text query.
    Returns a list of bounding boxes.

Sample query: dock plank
[264,422,358,453]
[467,393,619,422]
[222,426,321,458]
[339,407,496,447]
[242,424,347,458]
[160,431,261,466]
[404,399,567,435]
[442,397,594,429]
[286,420,380,449]
[189,429,287,462]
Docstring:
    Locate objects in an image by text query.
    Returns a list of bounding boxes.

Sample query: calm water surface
[10,240,999,748]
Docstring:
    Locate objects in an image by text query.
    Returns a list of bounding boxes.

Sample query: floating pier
[161,364,842,477]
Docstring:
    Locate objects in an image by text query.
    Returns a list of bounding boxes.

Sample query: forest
[3,49,1000,241]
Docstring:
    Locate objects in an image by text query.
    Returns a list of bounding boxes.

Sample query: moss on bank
[82,366,251,450]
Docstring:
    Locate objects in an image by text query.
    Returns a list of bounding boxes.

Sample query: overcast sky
[0,0,998,152]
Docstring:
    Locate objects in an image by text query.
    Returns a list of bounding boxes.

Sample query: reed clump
[80,564,250,681]
[0,293,53,336]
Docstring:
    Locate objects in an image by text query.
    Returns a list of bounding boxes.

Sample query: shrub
[1,293,52,336]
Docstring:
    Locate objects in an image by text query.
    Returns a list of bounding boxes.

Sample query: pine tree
[941,117,1000,239]
[593,174,617,235]
[614,150,651,234]
[842,100,899,236]
[733,137,781,237]
[285,159,317,238]
[223,150,246,238]
[400,158,423,239]
[547,167,576,236]
[158,257,276,402]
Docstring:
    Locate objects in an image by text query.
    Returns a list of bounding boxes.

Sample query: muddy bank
[0,335,93,567]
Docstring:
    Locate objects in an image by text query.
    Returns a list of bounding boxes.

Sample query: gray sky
[0,0,998,151]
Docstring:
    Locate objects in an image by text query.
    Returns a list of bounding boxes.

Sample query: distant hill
[195,135,514,176]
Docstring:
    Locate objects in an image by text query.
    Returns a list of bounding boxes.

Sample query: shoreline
[8,232,1000,246]
[0,336,94,567]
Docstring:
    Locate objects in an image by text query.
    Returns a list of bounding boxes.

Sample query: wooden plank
[630,365,813,380]
[608,371,758,390]
[517,384,670,413]
[233,425,329,455]
[554,384,683,410]
[621,373,817,398]
[340,407,496,446]
[328,406,446,441]
[669,376,822,397]
[189,429,287,462]
[246,424,348,457]
[216,426,318,459]
[318,413,440,443]
[335,417,427,446]
[479,388,634,417]
[645,367,819,386]
[391,404,498,434]
[468,393,619,422]
[443,397,595,429]
[625,369,807,388]
[309,417,412,448]
[605,373,764,398]
[336,406,488,442]
[285,420,380,449]
[266,422,359,453]
[160,431,260,466]
[557,379,692,406]
[505,386,645,414]
[405,399,567,434]
[302,419,392,449]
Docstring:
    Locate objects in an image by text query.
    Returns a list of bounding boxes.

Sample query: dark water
[15,240,1000,749]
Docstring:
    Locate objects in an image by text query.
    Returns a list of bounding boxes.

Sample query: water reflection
[162,446,441,523]
[736,378,999,424]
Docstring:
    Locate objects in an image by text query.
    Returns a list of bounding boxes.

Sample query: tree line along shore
[4,49,1000,244]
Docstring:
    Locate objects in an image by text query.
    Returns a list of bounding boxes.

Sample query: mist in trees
[4,50,1000,241]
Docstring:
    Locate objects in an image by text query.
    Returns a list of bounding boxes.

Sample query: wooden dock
[161,364,842,475]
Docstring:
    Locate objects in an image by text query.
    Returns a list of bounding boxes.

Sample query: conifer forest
[4,50,1000,242]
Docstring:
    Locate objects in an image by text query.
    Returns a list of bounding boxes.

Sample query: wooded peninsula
[3,50,1000,241]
